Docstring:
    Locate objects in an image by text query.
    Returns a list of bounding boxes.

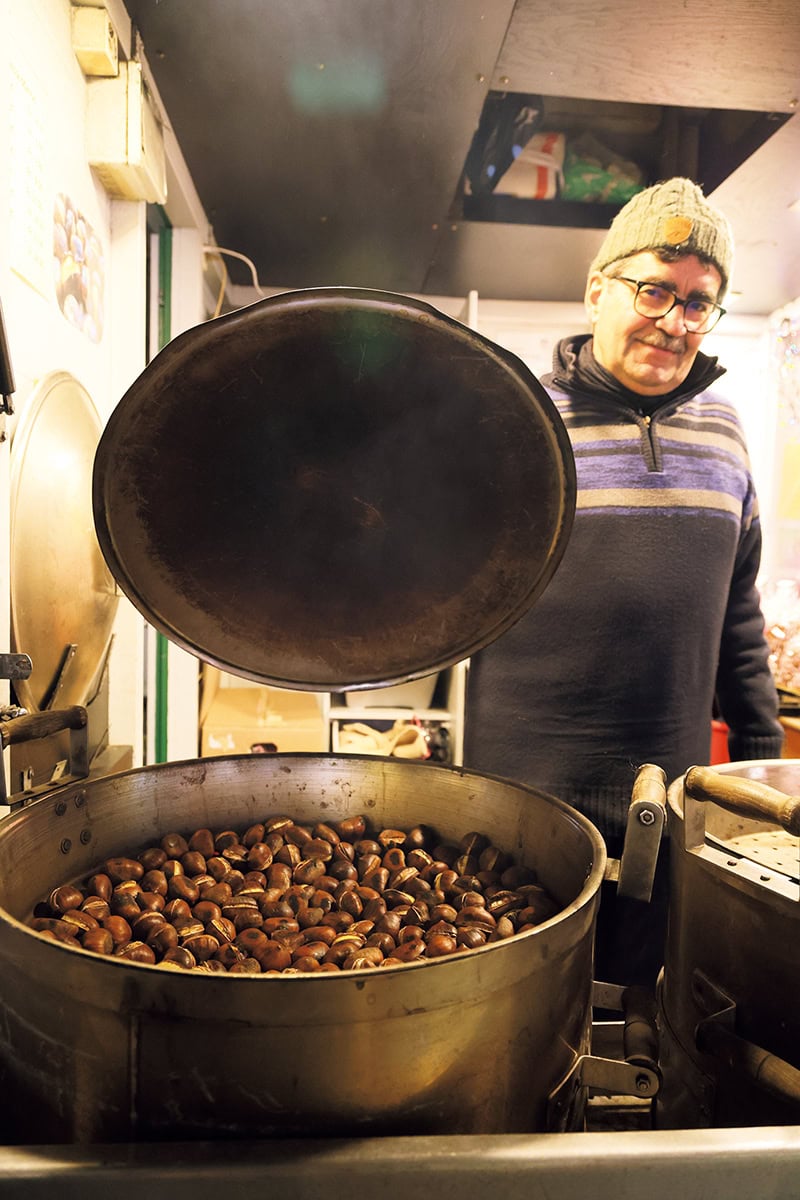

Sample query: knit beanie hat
[589,177,734,295]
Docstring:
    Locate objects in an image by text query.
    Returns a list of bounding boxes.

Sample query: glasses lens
[633,283,720,332]
[633,283,673,318]
[683,301,719,332]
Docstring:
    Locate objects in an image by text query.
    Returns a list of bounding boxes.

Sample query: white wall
[0,0,210,771]
[0,0,148,764]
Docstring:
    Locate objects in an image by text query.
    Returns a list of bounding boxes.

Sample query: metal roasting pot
[0,734,605,1144]
[0,289,630,1143]
[657,760,800,1128]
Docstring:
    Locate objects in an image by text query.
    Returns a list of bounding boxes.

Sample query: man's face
[585,251,724,396]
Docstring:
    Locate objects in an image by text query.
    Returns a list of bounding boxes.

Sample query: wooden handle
[697,1021,800,1108]
[0,705,87,750]
[685,765,800,836]
[631,762,667,810]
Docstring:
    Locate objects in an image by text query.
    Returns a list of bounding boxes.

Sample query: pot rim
[0,752,607,988]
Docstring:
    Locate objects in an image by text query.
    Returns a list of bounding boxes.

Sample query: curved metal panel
[10,372,119,712]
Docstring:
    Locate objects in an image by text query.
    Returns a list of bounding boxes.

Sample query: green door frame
[148,208,172,764]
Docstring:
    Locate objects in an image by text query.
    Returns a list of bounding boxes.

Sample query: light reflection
[289,57,386,114]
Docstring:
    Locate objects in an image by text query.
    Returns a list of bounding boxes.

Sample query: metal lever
[616,762,667,900]
[0,654,32,682]
[0,655,32,724]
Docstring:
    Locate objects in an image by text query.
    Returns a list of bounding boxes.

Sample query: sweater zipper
[550,377,684,470]
[638,411,660,471]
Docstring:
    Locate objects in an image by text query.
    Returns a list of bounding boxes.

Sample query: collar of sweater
[544,334,726,417]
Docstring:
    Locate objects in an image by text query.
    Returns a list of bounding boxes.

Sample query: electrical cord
[202,245,267,297]
[211,255,228,319]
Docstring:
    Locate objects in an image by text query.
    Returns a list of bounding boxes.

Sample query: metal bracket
[547,1051,660,1130]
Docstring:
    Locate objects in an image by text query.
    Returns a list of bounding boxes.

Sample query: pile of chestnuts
[28,813,560,974]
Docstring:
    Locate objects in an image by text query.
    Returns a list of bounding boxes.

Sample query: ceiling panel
[493,0,800,112]
[125,0,800,313]
[126,0,515,292]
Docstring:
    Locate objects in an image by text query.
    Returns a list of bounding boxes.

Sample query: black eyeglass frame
[605,274,726,333]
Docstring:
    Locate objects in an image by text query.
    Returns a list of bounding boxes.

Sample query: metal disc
[10,371,119,711]
[93,288,575,691]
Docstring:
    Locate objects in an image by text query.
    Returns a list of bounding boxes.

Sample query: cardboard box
[201,686,328,756]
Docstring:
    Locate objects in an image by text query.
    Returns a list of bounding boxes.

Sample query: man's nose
[656,302,689,334]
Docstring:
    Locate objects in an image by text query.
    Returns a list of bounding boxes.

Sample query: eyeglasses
[605,275,726,333]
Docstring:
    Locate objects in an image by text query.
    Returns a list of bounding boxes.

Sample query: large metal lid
[92,288,575,691]
[11,371,119,711]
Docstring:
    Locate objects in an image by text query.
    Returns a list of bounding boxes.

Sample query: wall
[0,0,206,776]
[0,0,144,764]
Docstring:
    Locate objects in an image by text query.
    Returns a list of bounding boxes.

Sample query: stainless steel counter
[0,1129,798,1199]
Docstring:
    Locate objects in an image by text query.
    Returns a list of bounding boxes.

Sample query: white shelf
[330,706,453,722]
[329,661,468,764]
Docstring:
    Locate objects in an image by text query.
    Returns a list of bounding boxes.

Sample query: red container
[710,719,730,764]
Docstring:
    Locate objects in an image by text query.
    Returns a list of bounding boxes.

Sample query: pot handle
[684,765,800,836]
[0,706,88,807]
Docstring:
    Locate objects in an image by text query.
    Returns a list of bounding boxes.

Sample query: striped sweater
[463,335,784,843]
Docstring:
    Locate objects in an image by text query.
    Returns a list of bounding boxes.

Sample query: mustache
[638,331,685,353]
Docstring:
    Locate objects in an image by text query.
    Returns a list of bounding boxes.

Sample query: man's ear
[585,271,605,324]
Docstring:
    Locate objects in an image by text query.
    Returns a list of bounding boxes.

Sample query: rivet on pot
[60,838,72,854]
[80,830,92,845]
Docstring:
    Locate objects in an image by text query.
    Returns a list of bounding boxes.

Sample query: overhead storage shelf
[458,91,793,229]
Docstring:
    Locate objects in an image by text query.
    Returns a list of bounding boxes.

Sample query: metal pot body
[658,760,800,1128]
[0,754,605,1143]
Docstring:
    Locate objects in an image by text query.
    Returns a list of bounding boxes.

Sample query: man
[463,178,784,985]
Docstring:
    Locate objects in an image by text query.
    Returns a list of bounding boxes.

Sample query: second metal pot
[657,760,800,1128]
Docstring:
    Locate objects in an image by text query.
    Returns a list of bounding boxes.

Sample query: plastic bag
[561,131,644,203]
[337,720,429,759]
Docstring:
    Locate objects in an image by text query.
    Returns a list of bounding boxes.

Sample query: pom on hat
[589,178,734,295]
